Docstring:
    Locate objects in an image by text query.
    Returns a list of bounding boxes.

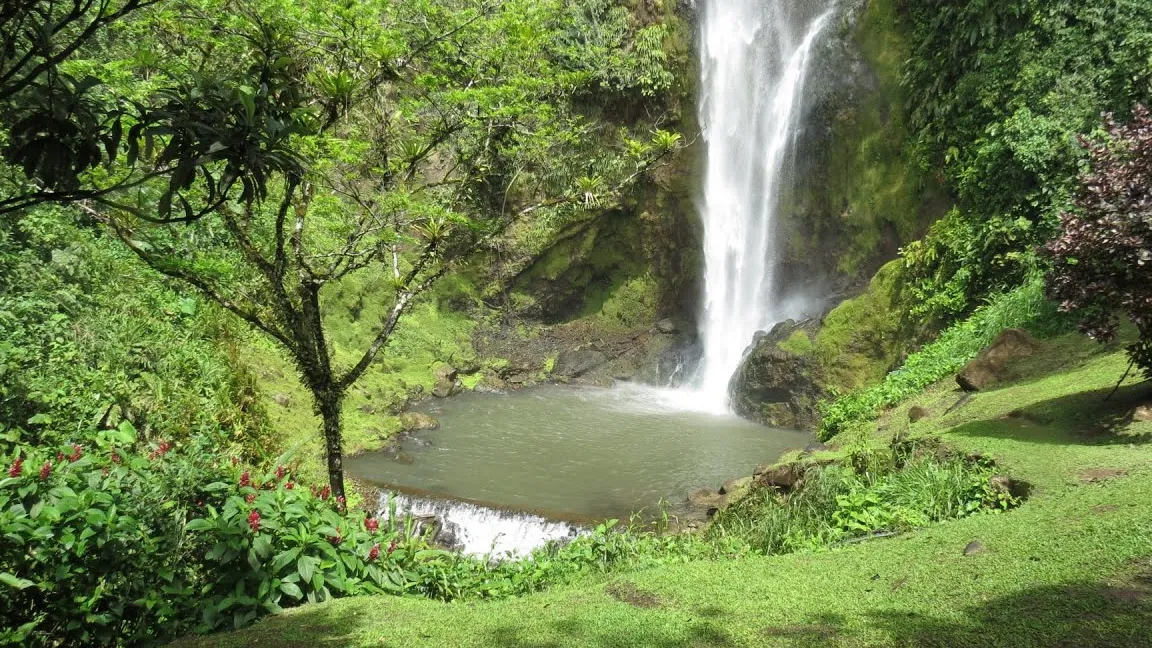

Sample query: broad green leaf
[279,581,303,599]
[297,555,318,584]
[0,572,35,590]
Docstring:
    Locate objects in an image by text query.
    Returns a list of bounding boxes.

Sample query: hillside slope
[176,337,1152,647]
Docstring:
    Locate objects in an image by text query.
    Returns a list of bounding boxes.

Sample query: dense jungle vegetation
[1,0,1151,646]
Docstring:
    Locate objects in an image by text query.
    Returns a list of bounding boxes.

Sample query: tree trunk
[318,393,346,503]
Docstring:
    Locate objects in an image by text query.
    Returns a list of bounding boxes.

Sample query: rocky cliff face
[450,1,705,384]
[777,0,947,299]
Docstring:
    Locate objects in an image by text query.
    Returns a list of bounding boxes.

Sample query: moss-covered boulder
[811,259,922,394]
[729,319,826,429]
[730,260,926,430]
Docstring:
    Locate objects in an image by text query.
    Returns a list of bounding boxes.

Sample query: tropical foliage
[818,277,1067,438]
[1044,106,1152,378]
[896,0,1152,320]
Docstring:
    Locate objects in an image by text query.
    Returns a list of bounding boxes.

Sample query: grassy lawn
[177,337,1152,647]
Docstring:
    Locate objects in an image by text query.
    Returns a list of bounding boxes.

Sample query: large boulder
[552,348,608,379]
[956,329,1041,392]
[753,463,804,490]
[729,319,825,429]
[431,365,461,398]
[400,412,440,432]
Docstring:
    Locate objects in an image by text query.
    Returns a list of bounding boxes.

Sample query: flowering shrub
[1,423,209,645]
[184,465,431,631]
[0,422,434,645]
[3,423,758,646]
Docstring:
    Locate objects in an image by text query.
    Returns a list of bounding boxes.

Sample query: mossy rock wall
[812,259,922,394]
[487,0,703,333]
[777,0,948,295]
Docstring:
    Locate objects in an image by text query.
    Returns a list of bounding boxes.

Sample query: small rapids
[380,490,582,558]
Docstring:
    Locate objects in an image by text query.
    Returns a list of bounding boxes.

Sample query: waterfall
[379,490,583,558]
[687,1,832,412]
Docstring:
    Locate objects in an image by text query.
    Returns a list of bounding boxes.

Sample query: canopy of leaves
[896,0,1152,320]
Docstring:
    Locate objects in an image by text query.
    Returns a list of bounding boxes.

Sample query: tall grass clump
[706,448,1013,555]
[818,276,1071,439]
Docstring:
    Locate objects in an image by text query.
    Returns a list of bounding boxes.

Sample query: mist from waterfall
[685,0,832,413]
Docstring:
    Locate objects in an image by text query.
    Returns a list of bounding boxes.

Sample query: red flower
[387,539,398,555]
[247,510,261,533]
[8,456,23,478]
[367,543,380,562]
[56,452,65,463]
[364,518,379,533]
[335,495,346,512]
[285,481,295,490]
[38,461,51,481]
[245,493,256,504]
[68,444,83,462]
[327,529,342,545]
[239,471,251,488]
[319,485,330,500]
[110,450,121,464]
[276,465,287,480]
[148,440,173,462]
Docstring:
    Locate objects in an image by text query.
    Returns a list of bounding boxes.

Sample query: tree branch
[79,202,295,350]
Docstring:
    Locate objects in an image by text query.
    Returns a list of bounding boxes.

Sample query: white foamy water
[380,491,582,558]
[687,1,832,413]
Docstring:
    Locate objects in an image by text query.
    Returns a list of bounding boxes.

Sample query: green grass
[177,332,1152,647]
[819,277,1069,439]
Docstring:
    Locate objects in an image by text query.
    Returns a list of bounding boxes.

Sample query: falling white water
[685,1,833,413]
[380,491,582,558]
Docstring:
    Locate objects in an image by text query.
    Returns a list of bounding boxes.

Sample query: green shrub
[817,277,1071,439]
[897,0,1152,318]
[0,211,267,455]
[0,425,449,645]
[1,423,215,645]
[707,449,1013,555]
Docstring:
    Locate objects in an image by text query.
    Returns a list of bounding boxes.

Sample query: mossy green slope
[180,336,1152,647]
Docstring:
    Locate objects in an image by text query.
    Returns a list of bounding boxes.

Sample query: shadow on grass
[949,381,1152,447]
[177,596,739,648]
[484,610,736,648]
[863,563,1152,647]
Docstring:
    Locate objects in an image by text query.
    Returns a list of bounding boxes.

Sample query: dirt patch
[1078,468,1129,484]
[1091,504,1120,515]
[1101,562,1147,604]
[605,581,660,609]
